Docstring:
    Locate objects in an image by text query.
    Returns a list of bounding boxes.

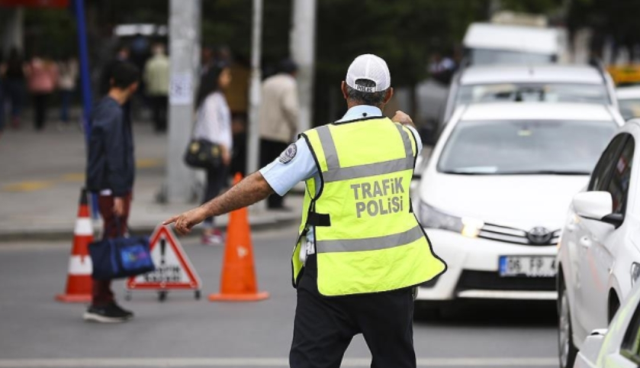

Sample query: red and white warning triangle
[127,225,201,290]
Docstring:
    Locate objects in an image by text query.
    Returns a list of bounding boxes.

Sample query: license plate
[499,256,556,277]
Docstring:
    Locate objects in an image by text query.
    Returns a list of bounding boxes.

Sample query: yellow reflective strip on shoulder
[401,125,418,156]
[315,125,340,170]
[303,129,329,172]
[394,124,413,158]
[316,224,423,253]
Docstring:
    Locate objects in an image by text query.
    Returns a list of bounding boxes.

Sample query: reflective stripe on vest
[316,224,423,253]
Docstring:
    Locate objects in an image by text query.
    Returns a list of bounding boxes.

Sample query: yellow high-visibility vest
[292,117,447,296]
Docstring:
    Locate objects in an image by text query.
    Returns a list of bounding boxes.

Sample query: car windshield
[438,120,617,175]
[456,83,610,107]
[619,98,640,120]
[469,49,554,65]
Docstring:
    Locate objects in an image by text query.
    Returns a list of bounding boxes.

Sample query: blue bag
[89,223,155,280]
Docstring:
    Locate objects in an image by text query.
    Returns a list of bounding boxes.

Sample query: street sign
[126,225,202,301]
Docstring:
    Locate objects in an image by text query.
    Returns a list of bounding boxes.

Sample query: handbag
[184,138,222,169]
[89,220,155,280]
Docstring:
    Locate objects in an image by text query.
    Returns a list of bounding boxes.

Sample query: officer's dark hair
[110,61,140,90]
[345,79,388,107]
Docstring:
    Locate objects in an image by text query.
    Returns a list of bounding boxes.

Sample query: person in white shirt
[192,63,233,245]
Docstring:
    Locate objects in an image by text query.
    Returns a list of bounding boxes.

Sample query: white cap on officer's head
[345,54,391,93]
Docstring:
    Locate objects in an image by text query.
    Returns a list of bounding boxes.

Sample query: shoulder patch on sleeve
[279,143,298,164]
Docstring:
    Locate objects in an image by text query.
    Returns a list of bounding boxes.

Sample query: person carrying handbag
[85,62,140,323]
[192,63,233,246]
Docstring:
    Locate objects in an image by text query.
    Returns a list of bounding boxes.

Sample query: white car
[558,120,640,368]
[442,64,618,124]
[415,102,622,314]
[573,280,640,368]
[617,86,640,120]
[463,23,561,66]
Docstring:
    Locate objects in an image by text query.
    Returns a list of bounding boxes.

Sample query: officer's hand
[391,110,415,128]
[163,207,208,235]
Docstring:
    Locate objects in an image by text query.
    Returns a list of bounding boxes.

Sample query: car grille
[478,223,560,246]
[457,270,556,292]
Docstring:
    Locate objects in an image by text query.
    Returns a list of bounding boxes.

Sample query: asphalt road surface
[0,225,559,368]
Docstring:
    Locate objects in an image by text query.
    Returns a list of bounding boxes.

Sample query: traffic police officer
[165,54,446,368]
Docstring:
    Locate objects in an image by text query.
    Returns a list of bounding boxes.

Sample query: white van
[463,23,562,65]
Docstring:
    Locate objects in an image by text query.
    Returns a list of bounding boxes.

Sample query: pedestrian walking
[192,63,233,246]
[143,43,169,132]
[26,53,58,131]
[165,54,446,368]
[85,62,140,323]
[57,55,78,129]
[2,47,27,130]
[258,58,299,210]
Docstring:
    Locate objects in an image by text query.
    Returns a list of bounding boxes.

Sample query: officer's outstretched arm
[163,172,275,235]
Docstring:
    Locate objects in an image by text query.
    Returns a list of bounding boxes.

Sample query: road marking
[136,158,163,169]
[2,181,54,192]
[62,173,85,182]
[0,357,558,367]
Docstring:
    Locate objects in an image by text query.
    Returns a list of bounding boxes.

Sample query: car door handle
[579,236,592,248]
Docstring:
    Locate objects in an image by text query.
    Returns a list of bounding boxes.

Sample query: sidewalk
[0,120,301,241]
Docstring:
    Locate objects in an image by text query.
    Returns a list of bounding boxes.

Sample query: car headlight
[418,201,484,238]
[631,262,640,286]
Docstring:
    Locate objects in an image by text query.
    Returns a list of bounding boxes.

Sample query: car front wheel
[559,281,578,368]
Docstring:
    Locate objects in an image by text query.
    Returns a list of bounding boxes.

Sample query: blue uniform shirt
[259,105,423,262]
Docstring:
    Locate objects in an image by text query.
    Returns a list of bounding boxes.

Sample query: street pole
[72,0,98,217]
[166,0,201,203]
[290,0,316,134]
[246,0,263,175]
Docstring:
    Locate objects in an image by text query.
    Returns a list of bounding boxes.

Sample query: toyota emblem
[527,226,552,245]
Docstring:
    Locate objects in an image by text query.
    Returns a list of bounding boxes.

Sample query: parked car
[573,280,640,368]
[558,119,640,368]
[442,64,618,125]
[415,102,623,315]
[463,23,561,66]
[617,86,640,120]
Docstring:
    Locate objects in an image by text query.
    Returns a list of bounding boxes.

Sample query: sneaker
[83,304,128,323]
[109,302,134,319]
[201,229,224,246]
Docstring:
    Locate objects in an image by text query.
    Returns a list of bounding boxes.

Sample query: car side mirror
[572,192,623,228]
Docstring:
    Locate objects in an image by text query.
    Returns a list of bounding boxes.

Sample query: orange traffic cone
[209,173,269,302]
[56,188,94,303]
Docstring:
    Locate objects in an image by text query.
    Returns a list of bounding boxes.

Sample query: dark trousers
[203,164,228,225]
[4,79,25,120]
[290,256,417,368]
[260,138,289,208]
[150,95,168,132]
[59,89,73,123]
[93,193,132,307]
[32,93,49,130]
